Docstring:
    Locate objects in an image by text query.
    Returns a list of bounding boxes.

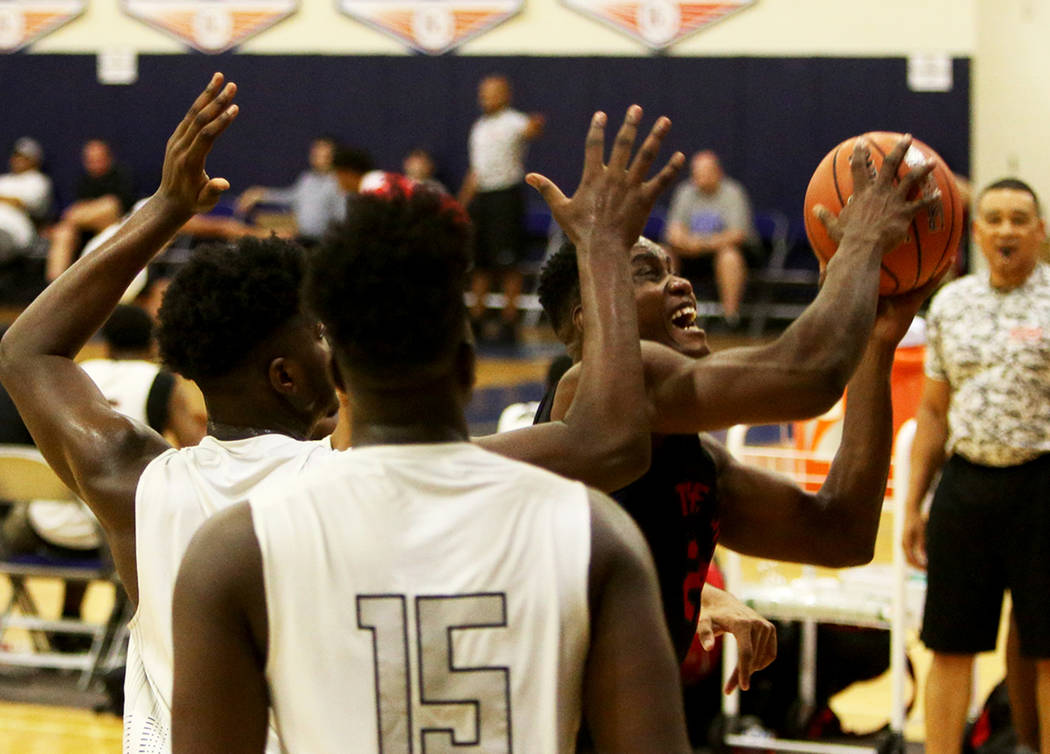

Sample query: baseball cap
[12,137,43,163]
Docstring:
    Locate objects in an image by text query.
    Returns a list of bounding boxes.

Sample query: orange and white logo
[122,0,297,53]
[0,0,85,52]
[339,0,521,55]
[562,0,754,49]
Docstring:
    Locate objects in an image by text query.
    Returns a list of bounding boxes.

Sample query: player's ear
[268,356,295,396]
[571,304,584,339]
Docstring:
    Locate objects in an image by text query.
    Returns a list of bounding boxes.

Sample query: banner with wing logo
[562,0,755,49]
[339,0,521,55]
[0,0,85,52]
[122,0,297,53]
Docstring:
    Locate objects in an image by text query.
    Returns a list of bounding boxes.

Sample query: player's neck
[206,419,304,442]
[989,259,1038,291]
[349,385,470,448]
[204,396,314,442]
[351,421,469,448]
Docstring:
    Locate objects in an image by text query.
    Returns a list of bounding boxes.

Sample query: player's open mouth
[670,304,701,332]
[998,245,1015,257]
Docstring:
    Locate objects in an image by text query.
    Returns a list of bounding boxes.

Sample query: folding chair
[0,445,129,690]
[719,418,925,752]
[747,210,820,336]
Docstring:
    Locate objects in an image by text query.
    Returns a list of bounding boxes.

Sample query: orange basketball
[803,132,964,295]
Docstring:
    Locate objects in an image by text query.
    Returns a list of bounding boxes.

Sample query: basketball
[803,132,964,295]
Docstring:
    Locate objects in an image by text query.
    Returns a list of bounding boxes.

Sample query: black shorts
[920,453,1050,658]
[469,186,525,271]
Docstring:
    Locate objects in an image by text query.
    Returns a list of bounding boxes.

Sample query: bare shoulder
[179,502,260,598]
[549,363,581,421]
[586,488,655,590]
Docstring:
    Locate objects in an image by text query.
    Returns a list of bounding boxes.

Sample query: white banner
[339,0,522,55]
[122,0,298,53]
[0,0,85,52]
[561,0,755,50]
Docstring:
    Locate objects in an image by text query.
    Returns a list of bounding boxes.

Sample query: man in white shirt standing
[458,74,545,344]
[0,137,52,263]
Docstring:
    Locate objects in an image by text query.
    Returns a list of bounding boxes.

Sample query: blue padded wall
[0,54,970,221]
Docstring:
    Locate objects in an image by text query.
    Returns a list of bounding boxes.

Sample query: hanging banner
[122,0,297,53]
[562,0,755,49]
[339,0,521,55]
[0,0,85,52]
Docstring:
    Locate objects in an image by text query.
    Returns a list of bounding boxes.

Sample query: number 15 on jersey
[357,593,512,752]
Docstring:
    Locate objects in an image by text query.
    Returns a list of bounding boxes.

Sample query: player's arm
[477,107,684,490]
[0,74,239,604]
[901,376,950,569]
[713,286,932,566]
[456,169,477,207]
[172,502,269,754]
[584,489,691,754]
[524,112,546,141]
[650,137,939,433]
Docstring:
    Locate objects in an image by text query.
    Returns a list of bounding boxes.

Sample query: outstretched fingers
[848,137,874,192]
[186,82,237,146]
[896,158,935,199]
[606,105,643,174]
[640,150,685,204]
[581,111,608,182]
[626,115,671,186]
[188,99,239,159]
[178,84,238,184]
[877,133,913,187]
[171,73,225,145]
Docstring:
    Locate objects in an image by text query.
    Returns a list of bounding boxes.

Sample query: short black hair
[332,147,375,175]
[101,304,153,352]
[537,237,580,337]
[980,178,1042,217]
[156,236,305,382]
[305,187,471,382]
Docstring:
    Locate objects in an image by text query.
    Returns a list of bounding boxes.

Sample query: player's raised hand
[812,134,940,256]
[159,72,240,216]
[526,106,684,250]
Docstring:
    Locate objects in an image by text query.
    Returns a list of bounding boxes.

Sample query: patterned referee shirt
[925,262,1050,467]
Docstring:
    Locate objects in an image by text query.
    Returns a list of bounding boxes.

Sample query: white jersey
[252,442,591,754]
[80,358,161,427]
[124,434,335,754]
